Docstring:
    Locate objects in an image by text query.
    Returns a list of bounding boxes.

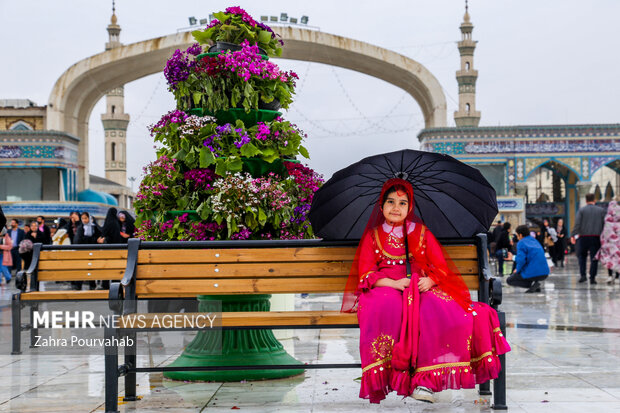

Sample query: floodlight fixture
[199,18,208,25]
[289,17,298,24]
[208,14,215,22]
[260,15,268,22]
[270,16,278,22]
[300,15,309,24]
[188,16,197,26]
[280,12,288,22]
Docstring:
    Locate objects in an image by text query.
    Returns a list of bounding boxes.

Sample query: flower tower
[134,8,323,381]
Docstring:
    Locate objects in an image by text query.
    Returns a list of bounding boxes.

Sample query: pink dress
[356,222,510,403]
[596,201,620,273]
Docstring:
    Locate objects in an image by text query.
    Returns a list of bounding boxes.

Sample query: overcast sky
[1,0,619,188]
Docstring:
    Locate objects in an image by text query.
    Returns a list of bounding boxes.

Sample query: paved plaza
[1,255,620,412]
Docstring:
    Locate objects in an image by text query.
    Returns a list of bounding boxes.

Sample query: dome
[103,193,119,206]
[77,189,118,206]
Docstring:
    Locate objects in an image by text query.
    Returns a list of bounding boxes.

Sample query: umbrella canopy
[309,149,498,239]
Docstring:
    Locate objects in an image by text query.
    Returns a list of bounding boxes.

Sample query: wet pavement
[1,254,620,412]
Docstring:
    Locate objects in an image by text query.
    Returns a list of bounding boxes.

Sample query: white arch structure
[47,27,448,190]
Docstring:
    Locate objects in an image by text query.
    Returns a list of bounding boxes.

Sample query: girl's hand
[392,278,411,291]
[418,277,435,293]
[120,232,129,238]
[97,237,105,244]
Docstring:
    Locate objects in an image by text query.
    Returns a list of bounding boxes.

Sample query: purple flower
[186,43,202,56]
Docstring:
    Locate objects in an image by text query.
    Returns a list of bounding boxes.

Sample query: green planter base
[163,295,304,382]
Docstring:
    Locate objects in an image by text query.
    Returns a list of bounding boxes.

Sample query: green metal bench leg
[105,327,120,413]
[493,311,508,410]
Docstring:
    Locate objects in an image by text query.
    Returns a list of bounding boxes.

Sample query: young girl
[342,178,510,404]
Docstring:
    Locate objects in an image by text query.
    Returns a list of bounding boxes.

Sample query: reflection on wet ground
[1,254,620,412]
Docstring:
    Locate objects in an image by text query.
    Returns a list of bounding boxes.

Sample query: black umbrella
[309,149,498,239]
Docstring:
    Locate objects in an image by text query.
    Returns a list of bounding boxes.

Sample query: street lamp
[128,176,136,192]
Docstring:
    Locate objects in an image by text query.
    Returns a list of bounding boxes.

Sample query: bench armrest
[15,243,42,292]
[475,233,493,281]
[490,278,502,308]
[120,238,141,287]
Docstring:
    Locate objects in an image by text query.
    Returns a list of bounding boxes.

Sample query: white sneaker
[412,386,435,403]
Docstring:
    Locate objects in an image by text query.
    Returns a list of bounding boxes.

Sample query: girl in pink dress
[342,178,510,404]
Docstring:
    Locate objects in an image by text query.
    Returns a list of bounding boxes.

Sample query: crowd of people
[488,193,620,291]
[0,207,135,288]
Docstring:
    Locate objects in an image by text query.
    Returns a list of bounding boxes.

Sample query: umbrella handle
[404,224,412,279]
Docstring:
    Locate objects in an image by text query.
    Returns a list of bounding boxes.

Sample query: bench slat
[136,245,477,264]
[136,262,352,279]
[135,275,479,297]
[38,270,125,281]
[120,311,359,328]
[38,259,127,270]
[137,247,358,264]
[135,260,478,279]
[20,291,109,300]
[39,250,128,260]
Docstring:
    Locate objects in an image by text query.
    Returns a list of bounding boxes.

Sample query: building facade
[418,5,620,231]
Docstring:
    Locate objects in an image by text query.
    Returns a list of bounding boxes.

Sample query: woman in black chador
[98,208,122,245]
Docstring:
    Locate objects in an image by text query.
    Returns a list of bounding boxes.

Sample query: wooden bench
[11,243,128,354]
[103,235,505,412]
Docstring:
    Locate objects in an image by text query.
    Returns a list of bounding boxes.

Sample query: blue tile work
[425,139,620,155]
[0,145,78,163]
[0,201,114,218]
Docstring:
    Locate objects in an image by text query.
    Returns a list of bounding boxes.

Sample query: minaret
[101,1,130,185]
[454,1,481,127]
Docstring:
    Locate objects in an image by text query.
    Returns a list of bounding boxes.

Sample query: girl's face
[81,215,90,225]
[29,222,37,232]
[557,218,563,226]
[70,213,79,223]
[382,190,409,225]
[118,214,126,223]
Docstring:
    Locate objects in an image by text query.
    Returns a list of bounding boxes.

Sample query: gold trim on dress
[415,361,470,372]
[359,270,374,282]
[362,357,392,373]
[470,351,494,363]
[373,228,412,260]
[493,327,501,333]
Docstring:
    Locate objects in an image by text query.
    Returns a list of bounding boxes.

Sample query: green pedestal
[164,295,304,382]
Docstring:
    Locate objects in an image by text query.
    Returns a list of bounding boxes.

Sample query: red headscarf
[341,178,472,312]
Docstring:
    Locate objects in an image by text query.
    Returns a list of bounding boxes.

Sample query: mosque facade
[0,6,133,221]
[418,4,620,231]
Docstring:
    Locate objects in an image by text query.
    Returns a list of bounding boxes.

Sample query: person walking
[9,219,25,274]
[35,216,52,245]
[62,211,80,243]
[0,228,14,285]
[571,194,607,284]
[19,221,38,272]
[595,198,620,284]
[553,218,568,267]
[95,208,122,289]
[117,211,135,242]
[72,212,102,290]
[490,220,503,255]
[97,208,122,245]
[495,222,513,276]
[507,225,550,293]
